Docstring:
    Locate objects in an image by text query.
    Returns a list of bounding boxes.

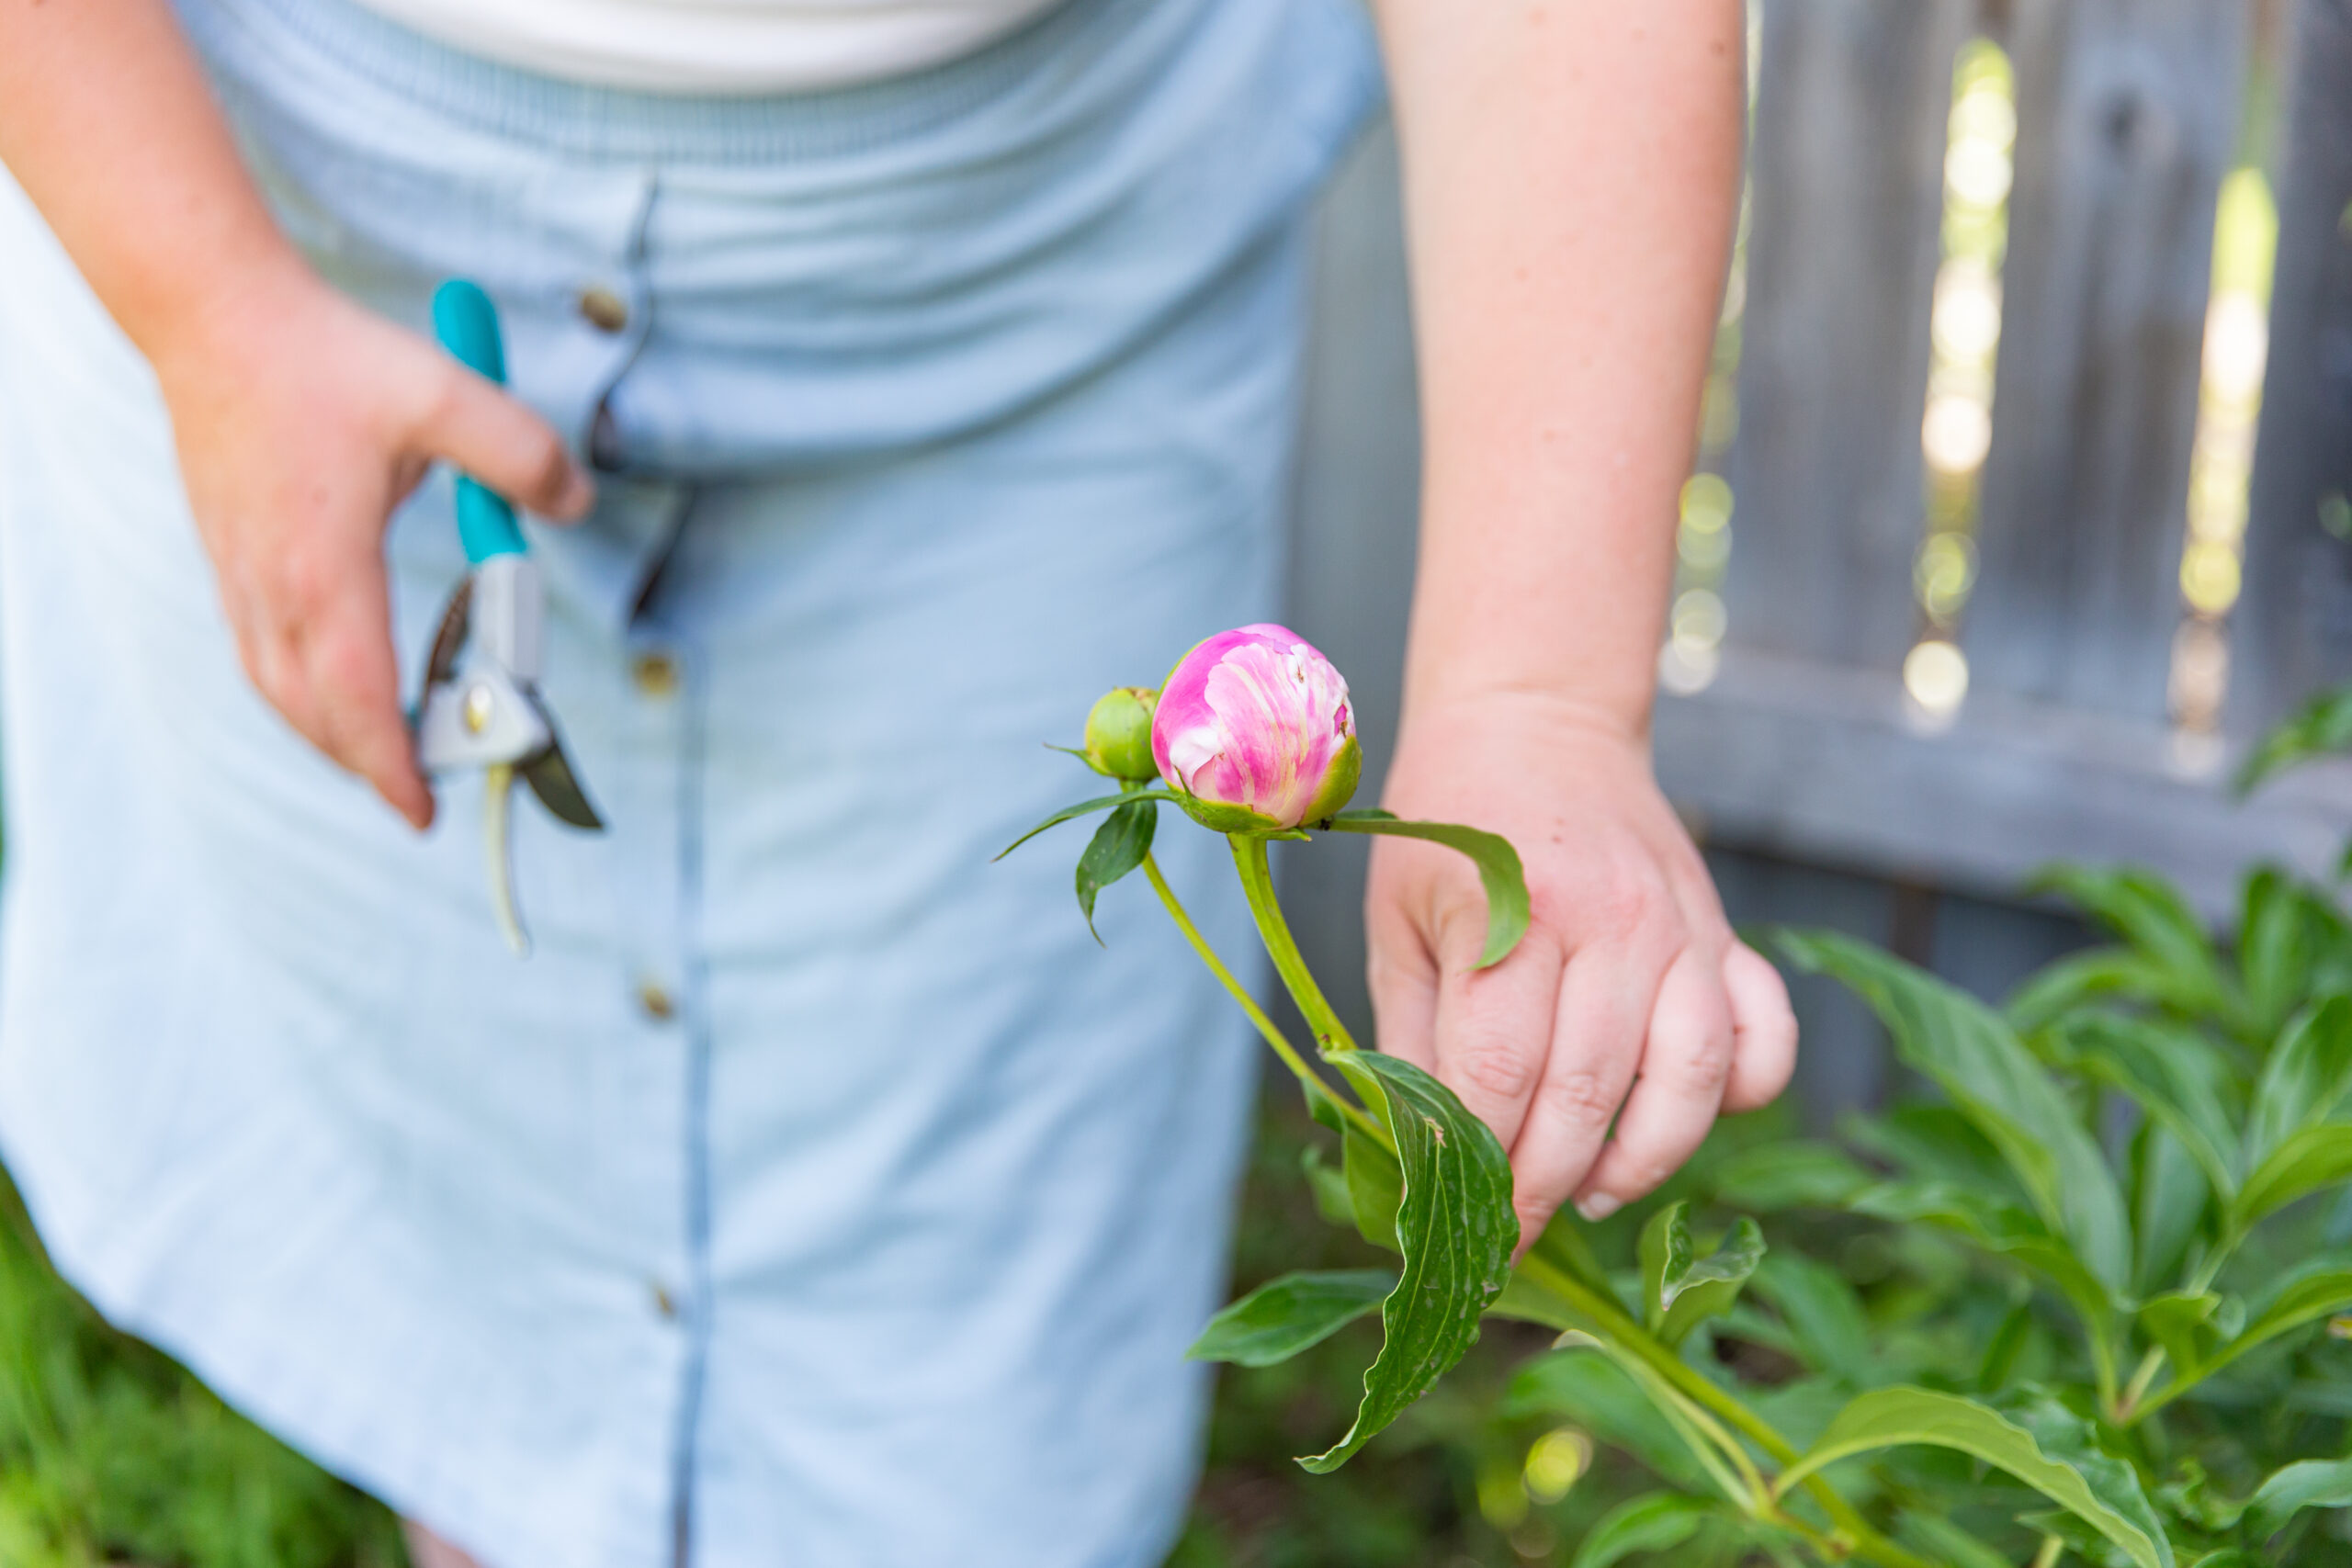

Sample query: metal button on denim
[630,650,678,697]
[577,286,628,333]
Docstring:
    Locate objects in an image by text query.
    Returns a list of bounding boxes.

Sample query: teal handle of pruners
[431,279,529,565]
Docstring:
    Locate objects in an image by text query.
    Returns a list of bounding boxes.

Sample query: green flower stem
[1140,852,1384,1145]
[2031,1536,2064,1568]
[1229,833,1362,1055]
[1513,1250,1942,1568]
[2113,1346,2167,1422]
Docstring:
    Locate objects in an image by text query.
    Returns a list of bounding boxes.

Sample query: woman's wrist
[1396,671,1657,756]
[137,243,324,398]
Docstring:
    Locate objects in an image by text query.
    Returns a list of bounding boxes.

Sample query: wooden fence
[1281,0,2352,1120]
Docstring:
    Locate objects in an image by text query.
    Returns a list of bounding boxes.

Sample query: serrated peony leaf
[1566,1493,1716,1568]
[2003,1392,2174,1568]
[1187,1269,1397,1368]
[1326,812,1529,969]
[1776,930,2132,1292]
[1772,1386,2171,1568]
[1299,1050,1515,1472]
[2245,1453,2352,1542]
[1637,1201,1764,1348]
[1073,799,1155,941]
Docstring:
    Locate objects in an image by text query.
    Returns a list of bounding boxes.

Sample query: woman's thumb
[413,363,594,522]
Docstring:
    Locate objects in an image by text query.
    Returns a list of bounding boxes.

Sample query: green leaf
[2232,1123,2352,1229]
[1637,1201,1764,1348]
[2132,1123,2211,1297]
[1752,1253,1874,1386]
[1343,1119,1403,1252]
[1186,1269,1397,1367]
[2136,1291,2242,1382]
[1567,1493,1716,1568]
[1300,1145,1357,1228]
[2002,1391,2175,1568]
[2245,1453,2352,1541]
[1505,1349,1715,1493]
[2057,1013,2242,1201]
[1073,799,1155,941]
[1771,1386,2172,1568]
[2008,947,2224,1035]
[2236,682,2352,793]
[1895,1511,2019,1568]
[1705,1140,1872,1211]
[2245,995,2352,1170]
[2030,864,2233,1015]
[1776,930,2132,1292]
[2190,1259,2352,1385]
[1851,1180,2123,1392]
[1300,1050,1516,1472]
[1325,812,1529,968]
[995,788,1183,859]
[2239,867,2331,1041]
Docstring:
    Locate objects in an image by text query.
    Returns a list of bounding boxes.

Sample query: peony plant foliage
[1009,630,2352,1565]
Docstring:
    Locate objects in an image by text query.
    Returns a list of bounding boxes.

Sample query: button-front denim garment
[0,0,1382,1561]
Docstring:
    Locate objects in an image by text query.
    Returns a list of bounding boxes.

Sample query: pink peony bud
[1151,624,1362,831]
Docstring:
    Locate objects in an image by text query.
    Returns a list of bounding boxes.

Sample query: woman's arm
[0,0,590,828]
[1364,0,1798,1244]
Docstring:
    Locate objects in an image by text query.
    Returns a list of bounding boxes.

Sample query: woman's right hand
[149,266,595,829]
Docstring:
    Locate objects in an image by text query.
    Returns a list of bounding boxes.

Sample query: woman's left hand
[1364,691,1798,1251]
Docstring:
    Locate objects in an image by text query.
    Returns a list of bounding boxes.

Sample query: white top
[349,0,1067,92]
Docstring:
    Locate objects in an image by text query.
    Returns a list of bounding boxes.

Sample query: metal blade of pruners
[413,279,605,956]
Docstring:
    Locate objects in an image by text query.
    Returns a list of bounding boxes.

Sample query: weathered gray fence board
[1657,648,2352,921]
[1724,0,1976,670]
[2233,0,2352,736]
[1965,0,2245,716]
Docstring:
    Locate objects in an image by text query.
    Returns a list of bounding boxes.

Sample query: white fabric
[345,0,1066,91]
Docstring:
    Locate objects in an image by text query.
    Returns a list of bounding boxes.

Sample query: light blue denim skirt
[0,0,1381,1562]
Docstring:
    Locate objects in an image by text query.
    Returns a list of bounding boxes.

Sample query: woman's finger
[1720,940,1799,1111]
[1430,914,1566,1168]
[410,362,594,522]
[1508,934,1661,1236]
[1570,945,1734,1220]
[300,563,434,829]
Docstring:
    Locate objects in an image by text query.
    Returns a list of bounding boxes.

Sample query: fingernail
[1575,1194,1622,1223]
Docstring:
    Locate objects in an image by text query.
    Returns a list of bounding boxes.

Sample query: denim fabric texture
[0,0,1383,1562]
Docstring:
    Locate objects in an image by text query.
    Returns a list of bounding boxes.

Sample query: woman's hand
[1365,692,1797,1249]
[150,267,594,829]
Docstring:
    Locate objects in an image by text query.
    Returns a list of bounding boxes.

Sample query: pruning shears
[414,279,605,955]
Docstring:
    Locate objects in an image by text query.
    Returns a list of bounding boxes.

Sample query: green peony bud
[1083,687,1160,782]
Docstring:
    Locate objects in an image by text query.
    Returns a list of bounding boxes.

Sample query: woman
[0,0,1797,1563]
